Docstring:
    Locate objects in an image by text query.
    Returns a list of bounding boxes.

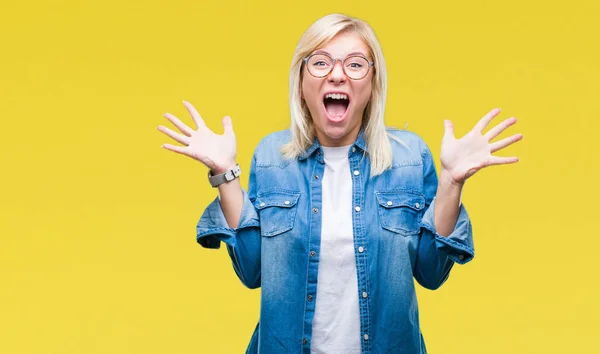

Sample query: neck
[315,123,362,147]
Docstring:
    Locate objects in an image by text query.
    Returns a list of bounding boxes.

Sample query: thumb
[443,119,455,139]
[222,115,235,136]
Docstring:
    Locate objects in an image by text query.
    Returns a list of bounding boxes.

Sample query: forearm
[433,169,464,237]
[196,184,261,288]
[215,178,244,229]
[211,163,244,229]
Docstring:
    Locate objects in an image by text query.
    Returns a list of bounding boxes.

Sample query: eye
[313,60,329,67]
[344,56,369,72]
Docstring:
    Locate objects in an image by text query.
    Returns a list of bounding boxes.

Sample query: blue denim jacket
[196,128,474,354]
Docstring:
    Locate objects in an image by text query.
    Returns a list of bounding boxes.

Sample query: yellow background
[1,0,598,353]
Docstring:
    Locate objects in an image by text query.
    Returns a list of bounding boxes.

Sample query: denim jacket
[196,128,474,354]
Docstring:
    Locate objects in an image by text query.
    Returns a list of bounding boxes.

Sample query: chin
[323,126,349,139]
[316,119,357,146]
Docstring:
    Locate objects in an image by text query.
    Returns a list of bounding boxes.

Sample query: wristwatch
[208,164,242,187]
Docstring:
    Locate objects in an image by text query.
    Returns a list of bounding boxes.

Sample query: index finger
[182,100,206,129]
[475,108,502,133]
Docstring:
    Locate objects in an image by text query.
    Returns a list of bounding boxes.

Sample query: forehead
[313,31,370,58]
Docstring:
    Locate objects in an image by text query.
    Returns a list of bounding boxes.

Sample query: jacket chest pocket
[255,190,301,237]
[375,191,425,236]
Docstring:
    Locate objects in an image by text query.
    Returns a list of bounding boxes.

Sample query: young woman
[158,13,522,354]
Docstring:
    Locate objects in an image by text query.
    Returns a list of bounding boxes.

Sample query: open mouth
[323,93,350,122]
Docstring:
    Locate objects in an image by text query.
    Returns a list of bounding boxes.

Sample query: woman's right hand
[158,100,237,174]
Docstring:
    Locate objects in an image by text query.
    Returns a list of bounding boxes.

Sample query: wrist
[208,163,242,188]
[439,168,464,190]
[210,161,238,175]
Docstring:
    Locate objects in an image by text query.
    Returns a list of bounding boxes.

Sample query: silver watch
[208,164,242,187]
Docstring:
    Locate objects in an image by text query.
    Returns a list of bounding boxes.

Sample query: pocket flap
[375,191,425,211]
[255,190,300,210]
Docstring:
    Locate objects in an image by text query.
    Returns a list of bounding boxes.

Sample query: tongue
[325,101,347,118]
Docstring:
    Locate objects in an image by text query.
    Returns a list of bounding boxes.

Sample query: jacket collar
[298,127,368,161]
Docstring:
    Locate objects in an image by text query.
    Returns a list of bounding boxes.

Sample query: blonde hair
[281,13,399,176]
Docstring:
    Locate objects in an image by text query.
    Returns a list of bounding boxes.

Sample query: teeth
[325,93,348,100]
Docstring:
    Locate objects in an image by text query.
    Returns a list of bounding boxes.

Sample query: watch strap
[208,164,242,187]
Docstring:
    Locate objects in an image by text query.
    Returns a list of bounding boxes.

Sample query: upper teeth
[325,93,348,100]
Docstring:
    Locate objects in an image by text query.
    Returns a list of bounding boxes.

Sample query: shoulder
[252,129,294,168]
[385,127,431,164]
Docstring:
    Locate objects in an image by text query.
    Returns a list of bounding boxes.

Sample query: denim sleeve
[413,141,475,290]
[195,154,262,289]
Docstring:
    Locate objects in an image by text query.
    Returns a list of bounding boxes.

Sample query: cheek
[301,78,320,104]
[301,77,307,99]
[355,82,373,107]
[301,79,309,101]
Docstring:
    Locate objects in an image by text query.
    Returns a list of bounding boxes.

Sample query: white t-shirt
[311,145,361,354]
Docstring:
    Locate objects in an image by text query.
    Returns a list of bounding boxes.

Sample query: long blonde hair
[281,13,397,176]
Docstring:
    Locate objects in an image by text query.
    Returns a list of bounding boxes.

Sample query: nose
[327,59,346,84]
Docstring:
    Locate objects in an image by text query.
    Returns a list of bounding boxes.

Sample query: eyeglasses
[303,53,374,80]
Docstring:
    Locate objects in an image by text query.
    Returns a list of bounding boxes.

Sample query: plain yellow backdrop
[1,0,598,353]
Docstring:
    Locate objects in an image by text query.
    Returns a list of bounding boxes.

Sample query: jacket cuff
[196,189,259,249]
[420,197,475,264]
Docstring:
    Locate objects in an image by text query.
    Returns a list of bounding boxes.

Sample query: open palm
[440,108,523,184]
[158,101,237,173]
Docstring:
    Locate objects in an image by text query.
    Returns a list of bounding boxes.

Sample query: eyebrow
[313,50,369,58]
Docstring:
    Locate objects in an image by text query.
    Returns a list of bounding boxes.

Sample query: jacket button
[362,291,368,298]
[354,206,361,212]
[307,295,313,301]
[358,246,364,253]
[310,251,316,257]
[386,201,393,206]
[415,202,420,208]
[353,170,360,176]
[312,208,319,213]
[303,338,308,345]
[364,334,369,340]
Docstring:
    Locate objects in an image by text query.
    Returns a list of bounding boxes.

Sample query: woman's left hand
[439,108,523,186]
